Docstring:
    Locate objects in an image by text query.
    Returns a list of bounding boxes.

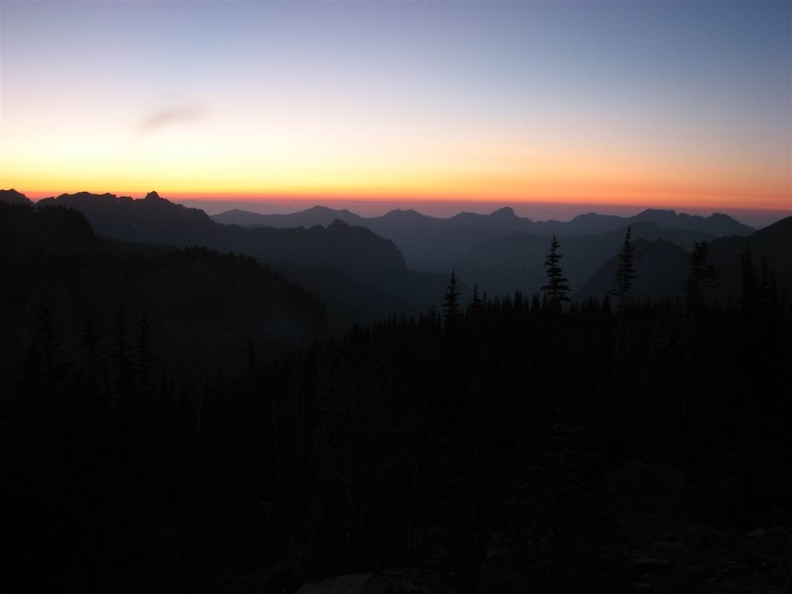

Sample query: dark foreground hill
[0,188,33,205]
[36,191,404,278]
[573,215,792,303]
[0,201,326,388]
[707,215,792,302]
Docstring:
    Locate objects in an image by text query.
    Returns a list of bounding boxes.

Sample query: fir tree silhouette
[541,235,570,312]
[611,226,636,312]
[685,241,720,316]
[442,270,461,329]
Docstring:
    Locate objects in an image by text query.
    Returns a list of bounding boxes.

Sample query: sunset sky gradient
[1,1,790,221]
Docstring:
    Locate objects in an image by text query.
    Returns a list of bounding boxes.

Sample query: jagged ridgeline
[212,204,755,275]
[11,190,792,314]
[20,190,451,331]
[208,196,792,308]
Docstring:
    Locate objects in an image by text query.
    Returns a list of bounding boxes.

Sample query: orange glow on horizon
[13,185,790,216]
[3,2,789,226]
[6,144,788,214]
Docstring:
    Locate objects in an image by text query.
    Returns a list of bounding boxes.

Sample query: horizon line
[6,188,789,227]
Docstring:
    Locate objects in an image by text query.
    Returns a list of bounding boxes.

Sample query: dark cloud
[140,107,203,133]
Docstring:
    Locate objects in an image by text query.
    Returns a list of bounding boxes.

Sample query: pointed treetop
[541,234,570,310]
[610,226,636,311]
[442,270,460,327]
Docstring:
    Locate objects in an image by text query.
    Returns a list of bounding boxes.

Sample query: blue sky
[1,0,790,221]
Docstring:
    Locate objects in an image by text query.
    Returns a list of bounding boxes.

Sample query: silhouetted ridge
[574,238,689,300]
[0,188,32,205]
[490,205,519,219]
[0,200,101,261]
[704,214,792,300]
[212,204,754,275]
[751,214,792,245]
[567,212,624,232]
[38,190,215,246]
[305,205,356,217]
[630,208,753,236]
[215,206,363,228]
[36,191,405,274]
[284,205,362,227]
[22,190,777,314]
[633,208,679,221]
[0,199,326,382]
[35,190,450,330]
[381,208,438,223]
[212,208,271,226]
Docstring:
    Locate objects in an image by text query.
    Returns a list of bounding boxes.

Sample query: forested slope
[3,266,791,592]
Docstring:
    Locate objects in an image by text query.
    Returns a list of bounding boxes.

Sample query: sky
[1,0,790,222]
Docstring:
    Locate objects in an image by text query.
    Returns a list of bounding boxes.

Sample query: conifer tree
[469,284,482,311]
[442,270,461,328]
[611,226,636,311]
[466,284,486,323]
[685,241,720,315]
[541,235,570,311]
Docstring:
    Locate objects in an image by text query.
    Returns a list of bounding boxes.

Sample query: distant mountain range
[3,189,789,321]
[3,190,448,331]
[210,201,770,302]
[212,204,754,274]
[32,191,404,278]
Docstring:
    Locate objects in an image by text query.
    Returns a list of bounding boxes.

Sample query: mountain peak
[490,206,517,219]
[631,208,682,224]
[328,218,351,229]
[304,205,337,213]
[144,191,163,200]
[0,189,31,205]
[302,205,356,217]
[382,208,425,220]
[630,208,752,235]
[636,208,676,216]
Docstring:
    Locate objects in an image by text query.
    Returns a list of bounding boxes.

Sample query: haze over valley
[6,188,788,331]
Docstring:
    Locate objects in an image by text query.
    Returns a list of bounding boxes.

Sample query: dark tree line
[2,225,791,593]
